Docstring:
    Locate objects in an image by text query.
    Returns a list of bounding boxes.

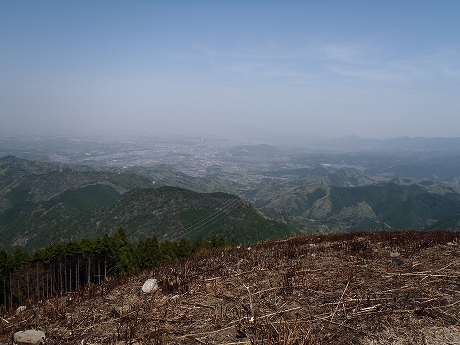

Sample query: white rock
[13,329,45,344]
[15,306,27,314]
[141,278,158,293]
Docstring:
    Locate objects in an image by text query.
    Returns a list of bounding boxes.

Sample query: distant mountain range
[0,155,152,212]
[255,181,460,233]
[1,155,460,252]
[327,136,460,152]
[0,156,297,251]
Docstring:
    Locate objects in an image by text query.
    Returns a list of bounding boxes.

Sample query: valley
[1,135,460,252]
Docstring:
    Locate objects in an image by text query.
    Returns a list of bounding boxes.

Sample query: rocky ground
[1,230,460,344]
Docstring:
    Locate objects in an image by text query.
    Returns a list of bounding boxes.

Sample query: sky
[1,1,459,141]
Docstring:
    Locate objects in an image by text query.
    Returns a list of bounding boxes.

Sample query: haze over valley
[1,134,460,251]
[1,2,460,342]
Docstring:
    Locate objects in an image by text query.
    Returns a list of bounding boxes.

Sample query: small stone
[15,306,27,315]
[389,252,400,258]
[13,329,45,344]
[141,278,158,293]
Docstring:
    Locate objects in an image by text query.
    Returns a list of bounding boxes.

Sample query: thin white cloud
[317,42,379,66]
[431,48,460,79]
[326,65,409,83]
[314,40,460,85]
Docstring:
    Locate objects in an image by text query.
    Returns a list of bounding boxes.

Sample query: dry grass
[1,231,459,344]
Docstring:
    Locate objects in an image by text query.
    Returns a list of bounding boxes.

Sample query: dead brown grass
[1,231,460,344]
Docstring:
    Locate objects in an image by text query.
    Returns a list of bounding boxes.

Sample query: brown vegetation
[1,231,460,344]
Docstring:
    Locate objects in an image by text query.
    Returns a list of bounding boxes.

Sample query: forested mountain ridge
[0,155,153,214]
[2,155,460,253]
[0,156,297,251]
[0,184,298,252]
[88,186,299,245]
[121,164,239,194]
[0,156,299,251]
[257,182,460,233]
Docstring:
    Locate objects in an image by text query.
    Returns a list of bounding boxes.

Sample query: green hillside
[0,157,298,251]
[244,169,377,208]
[123,164,239,194]
[2,155,460,252]
[89,186,299,245]
[0,184,123,250]
[0,156,153,214]
[0,185,297,251]
[0,165,298,251]
[259,182,460,233]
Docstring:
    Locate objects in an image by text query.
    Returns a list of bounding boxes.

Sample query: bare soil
[2,231,460,344]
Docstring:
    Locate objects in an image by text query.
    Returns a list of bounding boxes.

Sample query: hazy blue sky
[1,1,459,140]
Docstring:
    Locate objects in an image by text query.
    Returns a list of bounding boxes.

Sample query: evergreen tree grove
[0,228,230,310]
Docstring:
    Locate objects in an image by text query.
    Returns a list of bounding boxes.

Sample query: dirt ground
[2,231,460,344]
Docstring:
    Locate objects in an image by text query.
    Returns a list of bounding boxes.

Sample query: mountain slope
[259,182,460,233]
[0,184,123,249]
[0,156,153,214]
[3,231,459,345]
[123,164,240,194]
[0,184,299,251]
[2,155,460,252]
[89,186,299,244]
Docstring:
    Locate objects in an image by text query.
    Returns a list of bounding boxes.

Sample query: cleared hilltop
[1,230,459,344]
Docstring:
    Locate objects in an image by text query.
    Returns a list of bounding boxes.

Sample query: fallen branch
[243,284,254,319]
[330,279,350,325]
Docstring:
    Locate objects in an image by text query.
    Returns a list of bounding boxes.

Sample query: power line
[165,196,246,242]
